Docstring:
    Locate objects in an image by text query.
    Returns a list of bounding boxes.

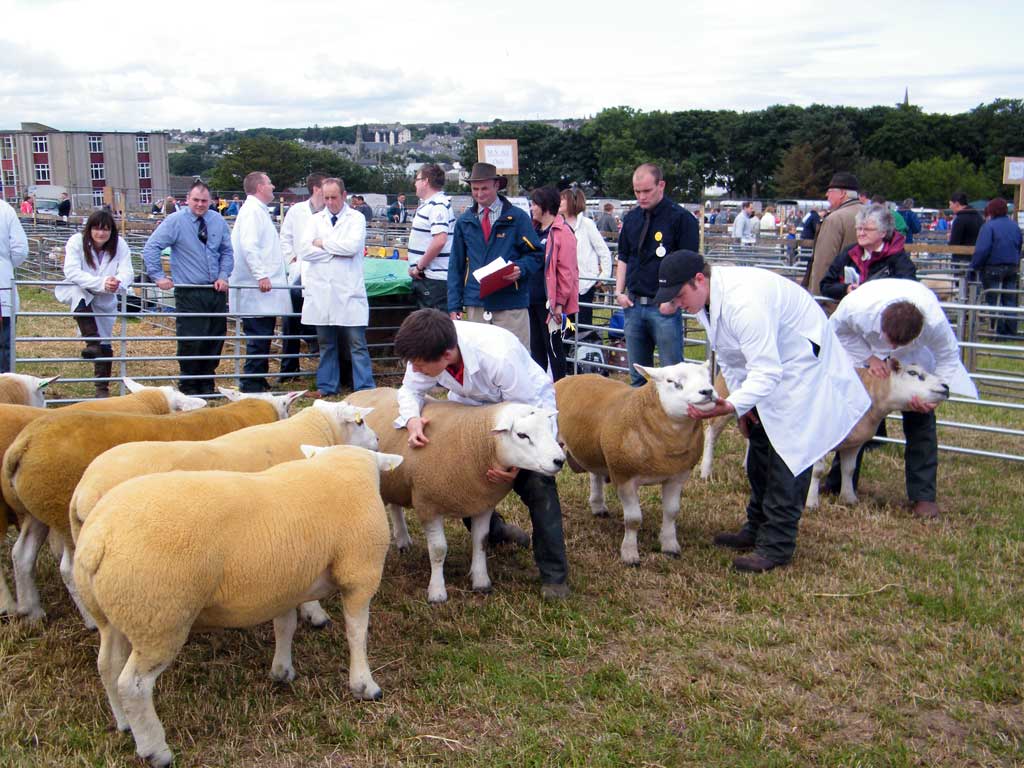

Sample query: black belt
[629,293,655,305]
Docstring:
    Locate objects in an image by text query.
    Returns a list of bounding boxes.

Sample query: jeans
[315,325,374,394]
[240,315,277,392]
[281,283,318,374]
[980,264,1020,337]
[623,302,683,386]
[174,287,227,395]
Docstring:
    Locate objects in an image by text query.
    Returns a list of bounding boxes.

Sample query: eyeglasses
[855,226,879,233]
[413,176,424,183]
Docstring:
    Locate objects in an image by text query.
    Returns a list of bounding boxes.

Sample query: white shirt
[0,200,28,315]
[829,278,978,398]
[280,199,319,284]
[407,191,454,280]
[394,321,556,428]
[299,204,368,327]
[759,212,777,232]
[57,234,135,339]
[732,211,758,242]
[229,197,292,317]
[571,215,612,294]
[696,266,870,475]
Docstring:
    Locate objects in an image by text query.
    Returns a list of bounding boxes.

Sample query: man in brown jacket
[804,172,863,297]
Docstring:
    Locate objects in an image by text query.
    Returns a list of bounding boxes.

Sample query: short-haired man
[387,194,408,224]
[351,195,373,224]
[407,164,454,311]
[448,162,542,348]
[392,308,570,599]
[615,162,700,387]
[279,172,326,376]
[657,250,870,572]
[897,198,922,244]
[805,172,863,296]
[57,192,71,223]
[829,278,978,519]
[948,191,984,265]
[229,171,293,392]
[143,181,233,395]
[0,199,28,372]
[595,202,618,236]
[299,177,374,397]
[731,202,758,243]
[225,195,241,217]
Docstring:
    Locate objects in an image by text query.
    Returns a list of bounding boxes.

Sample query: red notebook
[473,258,516,298]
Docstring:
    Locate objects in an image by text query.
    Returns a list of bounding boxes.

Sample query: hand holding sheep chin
[486,465,519,484]
[687,397,735,421]
[907,396,938,414]
[867,355,890,379]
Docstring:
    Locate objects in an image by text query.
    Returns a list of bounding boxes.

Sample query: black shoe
[489,520,530,549]
[733,553,784,573]
[713,530,756,550]
[81,343,102,359]
[540,583,570,600]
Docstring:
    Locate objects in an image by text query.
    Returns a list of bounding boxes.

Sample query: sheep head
[300,444,403,472]
[123,378,207,411]
[491,404,565,476]
[218,387,306,419]
[313,400,379,450]
[3,373,59,407]
[880,358,950,410]
[634,360,716,419]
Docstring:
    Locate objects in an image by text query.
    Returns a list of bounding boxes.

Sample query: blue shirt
[617,196,699,296]
[142,209,234,285]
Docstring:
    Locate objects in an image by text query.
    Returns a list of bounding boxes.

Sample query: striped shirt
[408,191,454,280]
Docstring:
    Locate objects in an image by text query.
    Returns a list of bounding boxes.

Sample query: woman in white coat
[655,250,870,572]
[559,188,611,337]
[57,210,133,397]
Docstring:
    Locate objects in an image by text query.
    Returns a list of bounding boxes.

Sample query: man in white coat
[829,278,978,519]
[279,172,326,376]
[230,172,293,392]
[0,199,28,372]
[656,250,871,572]
[299,177,374,397]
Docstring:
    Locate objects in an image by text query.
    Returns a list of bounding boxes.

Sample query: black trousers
[174,287,227,395]
[742,419,812,564]
[281,284,318,374]
[240,315,276,392]
[411,277,448,311]
[826,410,937,502]
[527,302,566,381]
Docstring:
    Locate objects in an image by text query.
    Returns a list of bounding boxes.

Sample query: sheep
[73,445,402,768]
[346,387,565,604]
[0,381,205,616]
[699,372,743,480]
[0,373,59,407]
[805,360,951,509]
[6,392,301,625]
[554,361,716,565]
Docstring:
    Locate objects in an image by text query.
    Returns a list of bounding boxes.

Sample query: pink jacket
[544,215,579,317]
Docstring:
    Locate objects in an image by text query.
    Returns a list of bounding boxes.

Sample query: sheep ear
[218,387,242,401]
[354,405,374,421]
[491,406,516,433]
[123,377,146,393]
[36,375,59,390]
[633,364,655,381]
[374,452,404,472]
[300,444,326,459]
[278,390,306,408]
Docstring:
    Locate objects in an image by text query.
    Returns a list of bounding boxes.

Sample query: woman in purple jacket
[971,198,1022,338]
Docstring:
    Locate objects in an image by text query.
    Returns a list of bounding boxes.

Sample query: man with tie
[143,181,233,395]
[387,194,408,224]
[614,162,700,386]
[299,177,374,398]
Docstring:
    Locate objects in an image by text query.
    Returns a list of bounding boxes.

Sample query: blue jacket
[971,216,1023,270]
[448,196,543,312]
[898,208,922,243]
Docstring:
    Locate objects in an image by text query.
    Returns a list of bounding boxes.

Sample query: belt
[629,293,655,305]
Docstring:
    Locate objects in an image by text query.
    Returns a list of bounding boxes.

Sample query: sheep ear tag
[37,375,60,390]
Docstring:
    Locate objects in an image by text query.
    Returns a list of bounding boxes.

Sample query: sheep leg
[118,653,173,767]
[617,479,643,566]
[589,472,609,517]
[341,595,382,701]
[388,503,412,553]
[659,473,688,558]
[805,458,826,510]
[12,515,48,621]
[298,600,330,629]
[422,516,448,604]
[0,565,14,615]
[270,608,298,682]
[469,510,493,593]
[700,420,723,480]
[838,448,860,505]
[97,625,131,732]
[58,542,97,630]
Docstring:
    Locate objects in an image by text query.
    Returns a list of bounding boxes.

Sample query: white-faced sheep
[346,387,565,604]
[74,445,401,768]
[0,373,59,407]
[554,361,716,565]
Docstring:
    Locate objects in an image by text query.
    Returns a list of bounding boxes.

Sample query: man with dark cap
[656,250,869,572]
[804,172,864,297]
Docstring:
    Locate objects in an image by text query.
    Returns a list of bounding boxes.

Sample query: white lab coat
[394,321,556,428]
[572,215,612,294]
[829,278,978,398]
[229,198,292,317]
[280,199,317,285]
[56,234,134,339]
[299,205,368,327]
[0,200,28,315]
[696,266,871,475]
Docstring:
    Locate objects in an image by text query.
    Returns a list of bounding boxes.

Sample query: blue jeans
[623,303,683,386]
[315,325,374,394]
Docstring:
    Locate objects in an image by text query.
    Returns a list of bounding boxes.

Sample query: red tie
[481,208,492,241]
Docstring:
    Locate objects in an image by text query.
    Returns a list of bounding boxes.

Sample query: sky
[2,0,1022,132]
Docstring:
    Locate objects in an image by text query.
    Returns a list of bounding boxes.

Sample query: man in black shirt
[948,191,984,265]
[614,163,700,386]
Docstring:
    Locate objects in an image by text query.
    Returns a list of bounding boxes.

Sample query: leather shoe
[304,390,324,399]
[733,553,782,573]
[491,520,530,549]
[910,500,939,520]
[541,582,570,601]
[713,530,756,550]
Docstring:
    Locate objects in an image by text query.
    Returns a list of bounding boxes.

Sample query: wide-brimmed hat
[828,171,860,191]
[466,162,508,189]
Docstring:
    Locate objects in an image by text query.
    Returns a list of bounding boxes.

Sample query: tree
[168,144,216,177]
[773,143,819,197]
[209,136,308,190]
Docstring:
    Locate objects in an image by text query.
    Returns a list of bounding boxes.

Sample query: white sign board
[483,144,514,170]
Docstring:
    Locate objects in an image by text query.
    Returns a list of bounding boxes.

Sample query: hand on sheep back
[73,446,399,765]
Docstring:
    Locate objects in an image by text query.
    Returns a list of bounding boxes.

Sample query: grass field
[1,291,1023,767]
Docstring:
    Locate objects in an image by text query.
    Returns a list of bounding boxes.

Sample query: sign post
[477,139,519,196]
[1002,156,1024,228]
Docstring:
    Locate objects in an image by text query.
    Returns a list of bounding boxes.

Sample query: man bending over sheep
[656,251,870,573]
[392,309,570,600]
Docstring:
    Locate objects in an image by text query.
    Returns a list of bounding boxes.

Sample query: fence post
[118,291,128,396]
[8,287,16,373]
[233,315,243,388]
[965,283,979,375]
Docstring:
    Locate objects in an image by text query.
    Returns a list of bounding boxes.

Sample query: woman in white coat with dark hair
[57,210,134,397]
[559,188,611,335]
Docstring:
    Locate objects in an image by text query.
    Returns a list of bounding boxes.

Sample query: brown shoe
[733,553,783,573]
[713,530,756,550]
[911,500,939,520]
[541,582,570,601]
[304,390,324,400]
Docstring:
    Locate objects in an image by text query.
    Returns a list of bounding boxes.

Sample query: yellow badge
[654,231,663,242]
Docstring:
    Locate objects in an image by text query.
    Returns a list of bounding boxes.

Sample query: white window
[90,163,105,181]
[88,135,103,153]
[34,164,50,182]
[3,171,14,187]
[32,135,48,153]
[135,135,149,153]
[139,188,152,205]
[92,189,105,207]
[1,137,12,160]
[137,162,151,179]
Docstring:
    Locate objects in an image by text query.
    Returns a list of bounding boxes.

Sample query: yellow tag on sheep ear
[354,414,363,425]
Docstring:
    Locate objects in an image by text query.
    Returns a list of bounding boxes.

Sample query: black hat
[653,250,706,305]
[828,171,860,191]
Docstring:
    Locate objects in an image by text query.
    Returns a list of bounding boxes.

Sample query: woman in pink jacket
[528,186,578,380]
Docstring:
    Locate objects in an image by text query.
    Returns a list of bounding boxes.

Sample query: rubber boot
[94,353,112,398]
[75,305,102,359]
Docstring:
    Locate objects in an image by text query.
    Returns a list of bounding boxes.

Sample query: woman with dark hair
[971,197,1022,337]
[528,187,578,381]
[57,210,134,396]
[559,188,611,334]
